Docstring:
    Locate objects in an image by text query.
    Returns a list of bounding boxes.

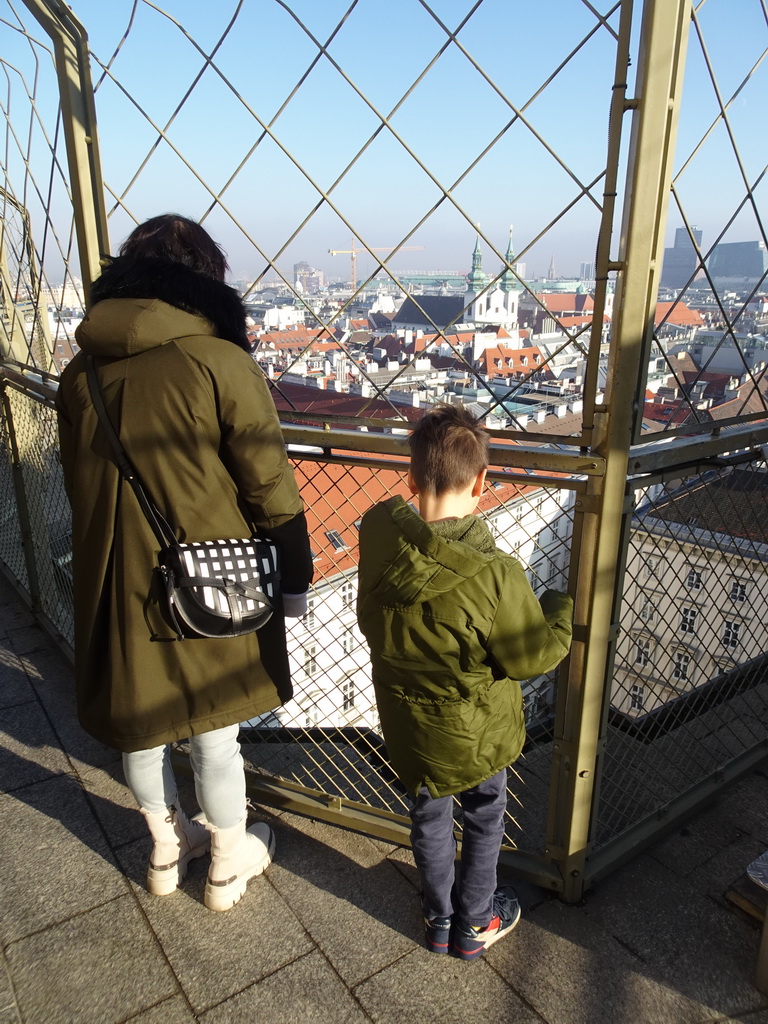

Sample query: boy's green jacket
[357,496,573,798]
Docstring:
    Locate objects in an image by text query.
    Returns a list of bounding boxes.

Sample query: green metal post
[545,0,693,902]
[21,0,110,298]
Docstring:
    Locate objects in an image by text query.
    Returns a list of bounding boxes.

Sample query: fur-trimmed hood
[90,255,249,350]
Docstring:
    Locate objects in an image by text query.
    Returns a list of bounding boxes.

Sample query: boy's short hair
[408,404,489,495]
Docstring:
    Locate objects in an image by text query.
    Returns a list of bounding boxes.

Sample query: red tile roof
[291,456,543,580]
[654,302,704,328]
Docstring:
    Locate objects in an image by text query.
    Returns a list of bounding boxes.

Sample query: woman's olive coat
[56,289,312,753]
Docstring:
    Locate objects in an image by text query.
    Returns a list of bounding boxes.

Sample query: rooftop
[1,574,767,1024]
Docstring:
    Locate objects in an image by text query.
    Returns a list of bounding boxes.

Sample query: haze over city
[4,0,764,286]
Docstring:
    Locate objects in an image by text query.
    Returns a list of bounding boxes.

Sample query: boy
[357,404,573,960]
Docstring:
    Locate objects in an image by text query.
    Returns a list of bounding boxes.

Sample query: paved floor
[1,578,768,1024]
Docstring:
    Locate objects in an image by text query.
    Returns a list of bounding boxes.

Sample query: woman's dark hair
[119,214,229,282]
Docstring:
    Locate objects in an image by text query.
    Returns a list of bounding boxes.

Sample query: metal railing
[0,0,766,900]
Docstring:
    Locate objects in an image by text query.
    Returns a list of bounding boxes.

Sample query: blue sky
[3,0,765,284]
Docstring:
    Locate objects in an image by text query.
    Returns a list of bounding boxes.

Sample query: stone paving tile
[116,830,314,1016]
[679,833,768,909]
[0,597,36,633]
[0,774,125,945]
[77,760,154,851]
[0,700,71,793]
[488,895,708,1024]
[6,645,119,772]
[0,951,21,1024]
[650,809,760,878]
[585,853,765,1020]
[122,995,198,1024]
[5,623,56,657]
[710,1010,768,1024]
[650,775,768,878]
[5,895,178,1024]
[266,812,423,986]
[0,640,35,709]
[355,947,540,1024]
[201,951,374,1024]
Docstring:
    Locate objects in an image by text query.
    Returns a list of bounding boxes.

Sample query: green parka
[56,291,312,753]
[357,496,573,797]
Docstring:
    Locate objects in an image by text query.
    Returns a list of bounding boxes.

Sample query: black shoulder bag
[85,355,280,640]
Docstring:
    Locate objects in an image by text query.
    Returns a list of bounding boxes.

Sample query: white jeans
[122,723,245,829]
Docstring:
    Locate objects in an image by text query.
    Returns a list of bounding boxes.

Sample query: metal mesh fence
[240,453,576,852]
[640,0,768,440]
[601,454,768,842]
[0,380,72,641]
[2,0,631,439]
[0,0,766,893]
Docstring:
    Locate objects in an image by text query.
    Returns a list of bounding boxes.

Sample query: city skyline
[1,1,764,286]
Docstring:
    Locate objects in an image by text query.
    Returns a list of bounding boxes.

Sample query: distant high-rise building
[708,240,768,292]
[293,261,324,295]
[661,226,702,290]
[547,253,556,279]
[579,262,594,281]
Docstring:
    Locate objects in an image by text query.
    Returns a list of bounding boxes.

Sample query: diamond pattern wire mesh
[240,452,576,849]
[641,0,768,440]
[1,0,767,873]
[0,5,86,369]
[1,386,73,640]
[37,0,623,434]
[600,457,768,842]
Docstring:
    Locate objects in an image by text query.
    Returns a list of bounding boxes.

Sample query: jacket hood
[80,255,250,353]
[365,497,497,607]
[75,297,219,359]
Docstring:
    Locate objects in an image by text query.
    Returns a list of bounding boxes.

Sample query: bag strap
[85,354,177,550]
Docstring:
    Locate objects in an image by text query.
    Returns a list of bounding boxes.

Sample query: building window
[302,597,316,629]
[630,683,645,710]
[326,529,348,550]
[680,607,697,635]
[340,580,354,607]
[634,638,651,667]
[514,505,524,520]
[722,620,740,648]
[341,678,355,711]
[640,596,655,623]
[645,557,657,579]
[548,561,559,583]
[673,651,691,681]
[729,580,747,603]
[341,628,354,654]
[685,568,702,590]
[303,645,318,677]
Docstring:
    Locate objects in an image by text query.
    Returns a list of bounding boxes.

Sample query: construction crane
[328,239,425,291]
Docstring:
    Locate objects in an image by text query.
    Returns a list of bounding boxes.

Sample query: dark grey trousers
[409,768,508,927]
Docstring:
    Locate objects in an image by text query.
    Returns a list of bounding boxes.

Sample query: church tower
[463,236,490,323]
[463,230,519,331]
[498,226,519,325]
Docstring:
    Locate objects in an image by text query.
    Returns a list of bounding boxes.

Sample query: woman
[56,214,313,911]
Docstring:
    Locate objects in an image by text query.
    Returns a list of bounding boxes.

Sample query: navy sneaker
[424,915,452,954]
[452,888,521,961]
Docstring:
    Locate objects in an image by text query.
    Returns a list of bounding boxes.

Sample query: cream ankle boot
[142,805,210,896]
[204,818,275,912]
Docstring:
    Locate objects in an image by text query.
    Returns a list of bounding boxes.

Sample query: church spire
[501,225,516,293]
[467,234,488,293]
